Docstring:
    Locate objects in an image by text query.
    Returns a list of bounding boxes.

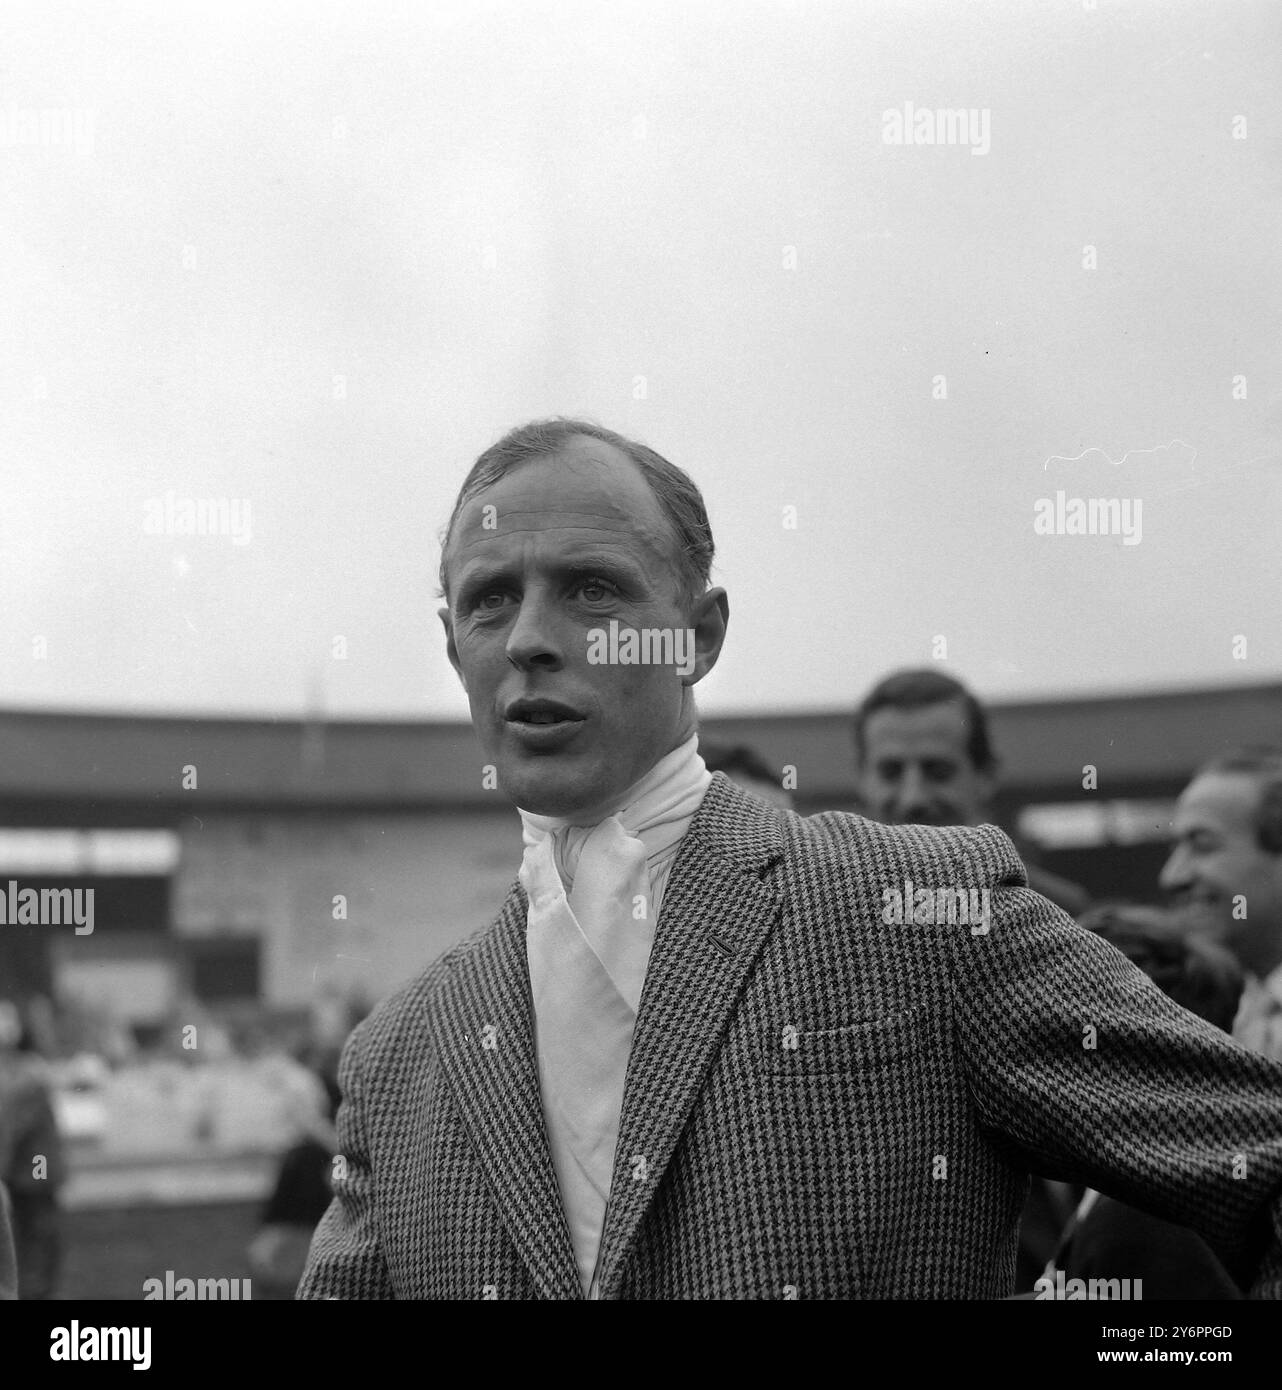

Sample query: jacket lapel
[594,774,785,1297]
[428,881,584,1300]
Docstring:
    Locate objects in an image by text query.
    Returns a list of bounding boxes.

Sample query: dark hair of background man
[1196,747,1282,855]
[852,667,995,772]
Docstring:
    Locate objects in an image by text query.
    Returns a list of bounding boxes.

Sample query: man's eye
[477,590,507,610]
[578,578,616,602]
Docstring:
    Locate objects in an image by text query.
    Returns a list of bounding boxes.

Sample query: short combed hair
[437,418,715,613]
[1195,746,1282,855]
[852,668,996,771]
[1078,902,1244,1033]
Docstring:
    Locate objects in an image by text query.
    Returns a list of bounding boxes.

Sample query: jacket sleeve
[295,1021,393,1300]
[945,823,1282,1299]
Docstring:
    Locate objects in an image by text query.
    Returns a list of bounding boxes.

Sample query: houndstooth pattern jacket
[297,773,1282,1299]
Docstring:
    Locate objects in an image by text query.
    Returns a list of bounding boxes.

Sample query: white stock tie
[518,735,710,1296]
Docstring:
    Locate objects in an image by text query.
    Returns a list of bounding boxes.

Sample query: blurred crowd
[0,984,366,1300]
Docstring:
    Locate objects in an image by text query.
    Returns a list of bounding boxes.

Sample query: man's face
[1160,772,1282,975]
[439,438,727,821]
[855,700,993,827]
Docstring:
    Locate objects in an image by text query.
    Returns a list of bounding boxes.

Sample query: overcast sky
[2,0,1279,721]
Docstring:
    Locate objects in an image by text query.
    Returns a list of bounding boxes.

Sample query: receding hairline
[1195,747,1282,781]
[1185,765,1279,796]
[455,433,660,510]
[440,435,693,599]
[1181,766,1277,816]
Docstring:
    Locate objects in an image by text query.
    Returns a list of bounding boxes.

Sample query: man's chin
[499,757,597,819]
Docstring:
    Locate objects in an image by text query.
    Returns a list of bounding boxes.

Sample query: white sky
[2,0,1279,719]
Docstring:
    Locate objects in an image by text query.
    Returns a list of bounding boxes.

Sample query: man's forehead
[454,498,638,541]
[445,444,681,585]
[454,445,663,539]
[865,702,972,752]
[1176,773,1261,830]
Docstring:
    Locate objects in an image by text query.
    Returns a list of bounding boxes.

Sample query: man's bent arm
[947,824,1282,1297]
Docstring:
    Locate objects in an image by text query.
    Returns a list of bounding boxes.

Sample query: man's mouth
[504,698,587,729]
[1167,892,1230,934]
[1170,891,1219,914]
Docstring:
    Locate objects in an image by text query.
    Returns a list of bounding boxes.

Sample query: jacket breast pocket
[758,1003,931,1077]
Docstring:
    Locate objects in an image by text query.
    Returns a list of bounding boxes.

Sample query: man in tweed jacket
[299,419,1282,1300]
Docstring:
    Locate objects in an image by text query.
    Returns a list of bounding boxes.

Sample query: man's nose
[1158,844,1192,895]
[895,767,929,814]
[504,590,566,670]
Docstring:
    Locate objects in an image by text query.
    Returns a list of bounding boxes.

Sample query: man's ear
[438,606,466,691]
[684,587,729,686]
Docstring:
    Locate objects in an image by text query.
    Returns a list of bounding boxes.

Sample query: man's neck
[544,731,700,829]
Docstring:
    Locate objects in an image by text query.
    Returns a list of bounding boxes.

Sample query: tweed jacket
[298,773,1282,1299]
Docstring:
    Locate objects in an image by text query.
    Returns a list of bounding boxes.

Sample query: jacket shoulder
[787,807,1029,888]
